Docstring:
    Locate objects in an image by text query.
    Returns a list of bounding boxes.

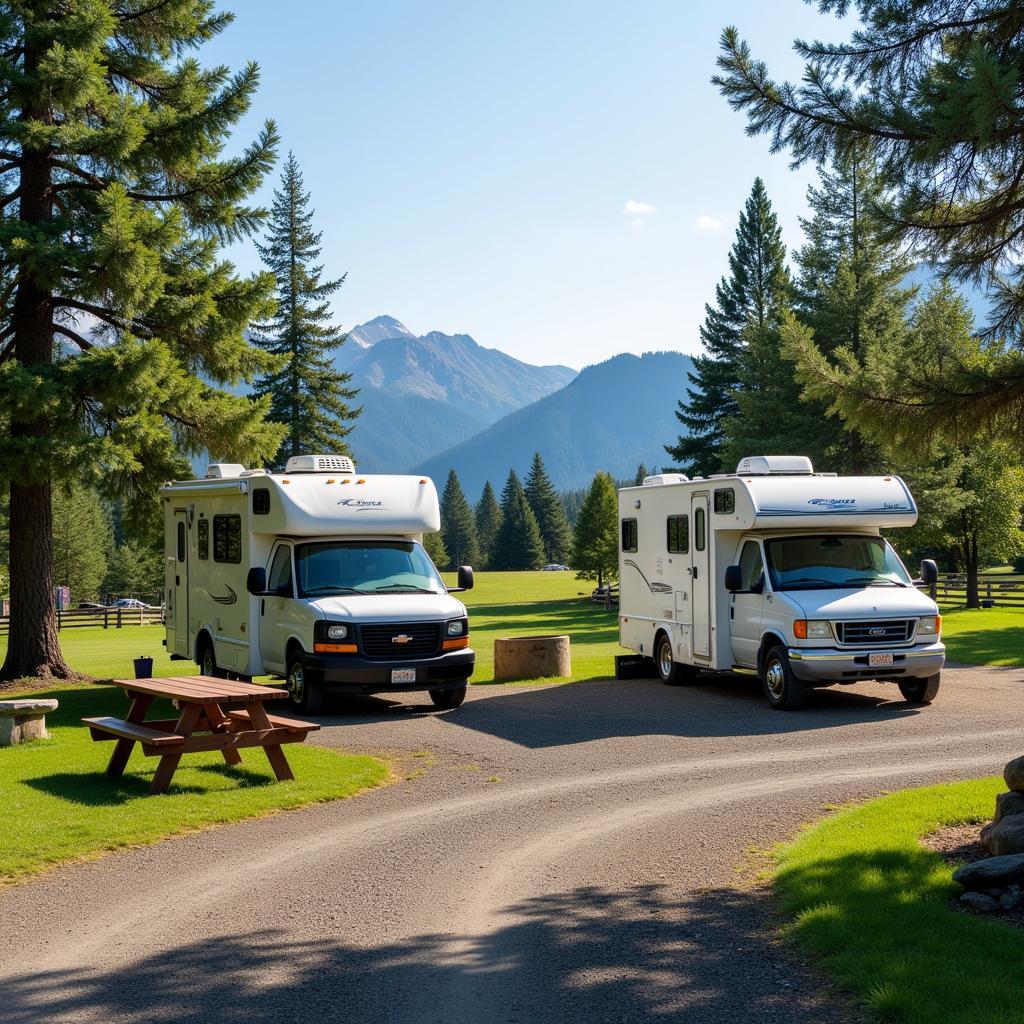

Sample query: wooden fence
[917,574,1024,608]
[0,605,164,636]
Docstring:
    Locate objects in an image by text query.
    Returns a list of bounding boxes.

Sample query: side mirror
[449,565,474,592]
[246,567,267,595]
[919,559,938,585]
[724,564,743,592]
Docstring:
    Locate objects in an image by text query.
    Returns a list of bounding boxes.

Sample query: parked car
[77,601,106,610]
[110,597,158,609]
[543,563,571,571]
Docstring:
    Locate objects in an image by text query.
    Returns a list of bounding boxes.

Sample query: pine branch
[52,324,94,351]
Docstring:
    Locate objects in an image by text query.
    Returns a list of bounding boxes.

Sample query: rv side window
[176,522,186,563]
[695,507,706,551]
[667,515,689,554]
[621,518,638,553]
[252,488,270,515]
[268,545,293,597]
[714,488,735,515]
[738,540,764,591]
[197,518,209,560]
[213,515,242,564]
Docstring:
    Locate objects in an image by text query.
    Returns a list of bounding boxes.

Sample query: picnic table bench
[83,676,319,794]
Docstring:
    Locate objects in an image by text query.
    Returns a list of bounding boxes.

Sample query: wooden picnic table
[83,675,320,794]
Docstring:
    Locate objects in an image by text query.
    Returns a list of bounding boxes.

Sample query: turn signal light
[314,642,357,653]
[442,636,470,651]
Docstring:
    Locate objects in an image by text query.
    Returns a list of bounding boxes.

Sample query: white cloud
[624,199,656,227]
[696,214,723,232]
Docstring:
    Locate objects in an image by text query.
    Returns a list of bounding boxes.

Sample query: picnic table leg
[246,701,294,782]
[203,702,243,766]
[106,692,155,778]
[150,703,202,795]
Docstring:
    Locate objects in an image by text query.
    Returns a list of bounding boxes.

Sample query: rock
[954,853,1024,890]
[995,791,1024,823]
[984,814,1024,857]
[0,698,59,746]
[493,635,571,682]
[960,891,1000,913]
[1005,755,1024,793]
[1000,890,1022,912]
[985,888,1005,899]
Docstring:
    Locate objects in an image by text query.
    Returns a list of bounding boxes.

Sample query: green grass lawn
[774,778,1023,1024]
[939,606,1024,667]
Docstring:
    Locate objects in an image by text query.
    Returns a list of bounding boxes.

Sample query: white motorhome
[617,456,945,709]
[161,455,475,713]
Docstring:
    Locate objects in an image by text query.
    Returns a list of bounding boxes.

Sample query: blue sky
[208,1,854,369]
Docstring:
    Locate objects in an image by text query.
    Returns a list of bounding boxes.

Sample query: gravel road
[2,665,1022,1023]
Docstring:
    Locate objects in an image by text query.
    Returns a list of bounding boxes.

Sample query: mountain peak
[348,315,415,348]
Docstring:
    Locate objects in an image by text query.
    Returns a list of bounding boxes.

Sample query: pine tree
[666,179,790,475]
[524,453,572,564]
[103,540,164,604]
[440,469,480,569]
[474,481,502,569]
[0,4,282,679]
[422,530,449,569]
[52,486,111,605]
[251,153,360,468]
[492,470,545,571]
[572,472,619,586]
[633,464,651,486]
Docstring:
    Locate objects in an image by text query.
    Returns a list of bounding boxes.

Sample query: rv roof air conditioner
[735,455,814,476]
[205,463,246,479]
[284,454,357,475]
[642,473,690,486]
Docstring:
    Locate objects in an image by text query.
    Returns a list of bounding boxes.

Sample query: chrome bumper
[786,641,945,683]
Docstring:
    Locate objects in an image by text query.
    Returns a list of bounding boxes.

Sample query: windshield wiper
[303,585,366,595]
[843,576,906,588]
[374,584,435,593]
[778,577,844,590]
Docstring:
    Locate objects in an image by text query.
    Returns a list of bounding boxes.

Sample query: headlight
[446,619,466,637]
[794,619,831,640]
[918,615,941,636]
[326,624,349,640]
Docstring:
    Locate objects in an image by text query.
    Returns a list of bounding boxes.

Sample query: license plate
[868,652,894,668]
[391,668,416,684]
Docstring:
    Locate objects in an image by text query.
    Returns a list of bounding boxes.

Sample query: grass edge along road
[773,777,1023,1024]
[0,681,389,885]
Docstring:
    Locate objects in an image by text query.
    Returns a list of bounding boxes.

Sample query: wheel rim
[765,658,786,701]
[658,640,673,679]
[202,648,214,675]
[288,662,305,703]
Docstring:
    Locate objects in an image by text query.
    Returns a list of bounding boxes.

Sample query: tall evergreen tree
[666,179,789,475]
[524,452,572,564]
[103,539,163,604]
[492,470,545,571]
[440,469,480,569]
[52,485,111,604]
[422,529,449,569]
[571,471,619,586]
[251,153,359,468]
[0,3,282,679]
[633,464,651,486]
[474,481,502,569]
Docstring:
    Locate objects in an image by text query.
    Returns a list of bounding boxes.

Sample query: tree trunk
[964,536,980,610]
[0,39,71,681]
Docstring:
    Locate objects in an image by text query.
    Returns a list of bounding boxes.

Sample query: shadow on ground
[4,884,852,1024]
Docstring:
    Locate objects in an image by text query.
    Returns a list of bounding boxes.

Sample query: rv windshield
[295,541,447,596]
[764,535,912,591]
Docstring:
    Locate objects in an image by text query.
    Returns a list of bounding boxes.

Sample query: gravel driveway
[2,665,1021,1023]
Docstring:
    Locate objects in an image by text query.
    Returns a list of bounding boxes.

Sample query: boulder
[0,698,59,746]
[1000,890,1022,912]
[983,814,1024,857]
[954,853,1024,891]
[960,891,999,913]
[994,791,1024,824]
[1005,755,1024,793]
[493,635,571,682]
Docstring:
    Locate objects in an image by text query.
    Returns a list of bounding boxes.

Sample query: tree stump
[493,635,571,682]
[0,698,59,746]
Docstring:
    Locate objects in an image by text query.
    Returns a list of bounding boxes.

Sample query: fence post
[116,607,122,629]
[987,580,993,604]
[103,606,108,629]
[57,607,61,631]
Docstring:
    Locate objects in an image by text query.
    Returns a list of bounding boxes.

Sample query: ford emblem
[869,627,886,636]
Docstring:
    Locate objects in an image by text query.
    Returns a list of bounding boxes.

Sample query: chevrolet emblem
[391,634,413,645]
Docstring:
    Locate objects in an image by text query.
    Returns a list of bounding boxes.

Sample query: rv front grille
[834,619,915,645]
[360,622,441,658]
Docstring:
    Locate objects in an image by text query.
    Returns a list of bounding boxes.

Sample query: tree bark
[0,36,71,680]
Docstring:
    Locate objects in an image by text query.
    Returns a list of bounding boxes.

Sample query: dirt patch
[923,823,1024,929]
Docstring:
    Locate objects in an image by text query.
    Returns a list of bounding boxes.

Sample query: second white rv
[162,455,475,713]
[617,456,945,709]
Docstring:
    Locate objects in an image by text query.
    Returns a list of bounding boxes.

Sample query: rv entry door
[171,510,190,658]
[690,494,711,658]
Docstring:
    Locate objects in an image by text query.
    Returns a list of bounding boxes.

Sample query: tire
[429,686,467,710]
[655,634,699,686]
[197,636,228,679]
[286,652,323,715]
[761,645,806,710]
[898,673,941,704]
